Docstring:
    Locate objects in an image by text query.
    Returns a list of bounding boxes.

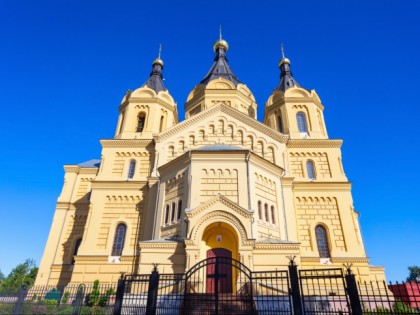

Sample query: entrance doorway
[206,248,232,293]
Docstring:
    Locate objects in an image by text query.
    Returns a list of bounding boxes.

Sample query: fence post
[146,264,160,315]
[345,267,363,315]
[288,258,303,315]
[113,273,126,315]
[13,285,28,315]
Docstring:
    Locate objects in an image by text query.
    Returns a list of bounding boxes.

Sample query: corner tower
[115,50,178,139]
[264,48,328,139]
[185,34,257,119]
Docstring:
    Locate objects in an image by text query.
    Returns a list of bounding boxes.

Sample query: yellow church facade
[35,37,385,287]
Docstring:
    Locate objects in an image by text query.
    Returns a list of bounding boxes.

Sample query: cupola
[114,46,178,139]
[185,30,257,119]
[264,45,328,139]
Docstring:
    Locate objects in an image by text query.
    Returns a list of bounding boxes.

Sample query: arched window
[277,116,283,133]
[177,200,182,221]
[264,203,269,222]
[111,224,126,256]
[306,160,316,180]
[258,201,262,220]
[165,205,170,224]
[296,112,308,133]
[171,202,176,223]
[315,225,331,258]
[271,206,276,225]
[137,113,146,132]
[72,238,82,265]
[127,160,136,179]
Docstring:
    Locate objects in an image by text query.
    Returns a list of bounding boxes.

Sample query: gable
[154,104,288,165]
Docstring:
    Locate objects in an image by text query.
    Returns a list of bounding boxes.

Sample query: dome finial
[153,43,164,67]
[213,25,229,52]
[279,43,290,67]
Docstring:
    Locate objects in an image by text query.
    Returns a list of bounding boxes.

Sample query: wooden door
[206,248,232,293]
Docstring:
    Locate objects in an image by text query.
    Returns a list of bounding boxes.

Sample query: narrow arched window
[171,202,176,223]
[258,201,262,220]
[271,206,276,225]
[306,160,316,180]
[315,225,331,258]
[296,112,308,133]
[165,205,170,224]
[264,203,269,222]
[127,160,136,179]
[177,200,182,221]
[72,238,82,264]
[277,116,283,133]
[111,224,126,256]
[137,113,146,132]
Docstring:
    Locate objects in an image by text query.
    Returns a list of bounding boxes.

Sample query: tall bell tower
[114,48,178,139]
[264,47,328,140]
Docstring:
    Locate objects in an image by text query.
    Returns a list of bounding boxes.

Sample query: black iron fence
[2,264,419,315]
[0,282,116,314]
[112,261,420,315]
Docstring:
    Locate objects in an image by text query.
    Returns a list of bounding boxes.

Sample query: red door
[206,248,232,293]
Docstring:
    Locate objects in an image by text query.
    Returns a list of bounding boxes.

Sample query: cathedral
[35,35,385,287]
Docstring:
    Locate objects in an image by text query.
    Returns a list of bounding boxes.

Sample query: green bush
[61,291,70,304]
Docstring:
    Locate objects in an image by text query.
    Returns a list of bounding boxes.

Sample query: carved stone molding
[287,139,343,148]
[186,195,253,219]
[101,139,154,148]
[139,242,182,250]
[301,256,369,264]
[154,104,288,143]
[254,243,300,251]
[190,209,252,247]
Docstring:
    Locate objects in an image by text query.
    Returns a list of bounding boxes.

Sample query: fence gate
[183,256,255,315]
[299,268,351,315]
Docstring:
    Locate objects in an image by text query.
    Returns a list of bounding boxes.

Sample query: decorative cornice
[158,152,190,174]
[91,180,148,189]
[249,152,284,175]
[293,181,352,191]
[287,139,343,148]
[139,241,183,250]
[254,243,300,251]
[301,256,369,264]
[78,168,98,175]
[369,266,385,271]
[74,256,108,262]
[64,165,79,173]
[74,255,138,262]
[56,202,71,209]
[186,195,253,219]
[154,104,289,143]
[100,139,154,148]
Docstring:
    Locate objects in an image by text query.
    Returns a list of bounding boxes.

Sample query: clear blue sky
[0,0,419,281]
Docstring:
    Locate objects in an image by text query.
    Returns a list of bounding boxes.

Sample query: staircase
[183,293,257,315]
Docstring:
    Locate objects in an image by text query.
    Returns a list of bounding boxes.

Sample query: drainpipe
[245,151,254,240]
[151,152,161,240]
[279,170,289,241]
[184,151,193,238]
[246,151,256,271]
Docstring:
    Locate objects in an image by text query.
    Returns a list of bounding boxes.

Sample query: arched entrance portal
[201,222,239,293]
